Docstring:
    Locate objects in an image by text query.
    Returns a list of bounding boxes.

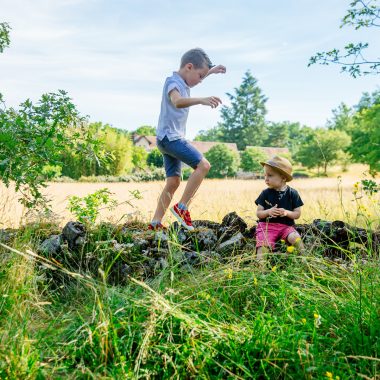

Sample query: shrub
[147,148,164,168]
[240,147,268,172]
[205,144,240,178]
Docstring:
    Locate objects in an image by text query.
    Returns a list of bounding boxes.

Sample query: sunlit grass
[1,164,378,228]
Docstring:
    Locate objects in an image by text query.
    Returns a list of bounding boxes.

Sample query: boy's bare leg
[178,158,211,206]
[152,176,181,222]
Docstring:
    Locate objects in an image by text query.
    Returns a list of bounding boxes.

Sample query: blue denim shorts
[156,136,203,177]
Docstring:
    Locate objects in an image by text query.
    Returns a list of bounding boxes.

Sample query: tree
[295,129,351,175]
[147,148,164,168]
[309,0,380,77]
[264,122,290,147]
[132,146,148,170]
[326,103,355,132]
[219,71,268,150]
[349,100,380,173]
[0,22,110,208]
[194,123,224,142]
[0,91,109,207]
[240,147,268,172]
[205,144,240,178]
[134,125,156,136]
[0,22,11,53]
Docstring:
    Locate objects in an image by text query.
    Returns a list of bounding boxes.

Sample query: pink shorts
[255,222,297,249]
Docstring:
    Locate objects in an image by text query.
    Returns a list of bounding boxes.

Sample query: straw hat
[260,156,293,182]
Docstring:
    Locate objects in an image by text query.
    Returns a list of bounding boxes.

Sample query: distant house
[133,135,157,151]
[246,146,290,157]
[133,135,238,154]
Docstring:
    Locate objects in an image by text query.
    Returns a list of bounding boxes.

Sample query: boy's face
[264,165,286,190]
[183,63,209,87]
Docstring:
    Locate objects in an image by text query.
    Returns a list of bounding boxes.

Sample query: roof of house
[133,135,157,146]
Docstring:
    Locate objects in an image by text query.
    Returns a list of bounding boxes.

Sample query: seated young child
[255,156,304,261]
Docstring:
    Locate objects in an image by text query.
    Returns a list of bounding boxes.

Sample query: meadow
[0,165,379,379]
[1,165,378,229]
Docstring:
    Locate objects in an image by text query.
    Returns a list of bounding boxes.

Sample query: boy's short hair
[180,48,213,69]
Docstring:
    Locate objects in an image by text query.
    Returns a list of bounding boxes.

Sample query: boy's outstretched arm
[207,64,226,76]
[169,89,222,109]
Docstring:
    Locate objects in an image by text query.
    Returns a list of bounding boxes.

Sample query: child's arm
[206,64,226,76]
[277,207,302,220]
[169,89,222,109]
[256,204,284,219]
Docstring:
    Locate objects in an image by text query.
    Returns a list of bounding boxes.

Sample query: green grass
[1,226,379,380]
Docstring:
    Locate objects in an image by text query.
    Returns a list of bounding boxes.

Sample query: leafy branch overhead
[0,22,11,53]
[309,0,380,77]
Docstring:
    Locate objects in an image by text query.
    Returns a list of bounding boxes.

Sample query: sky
[0,0,379,139]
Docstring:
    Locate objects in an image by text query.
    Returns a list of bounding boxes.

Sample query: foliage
[295,129,351,174]
[309,0,380,77]
[1,226,379,379]
[132,146,148,170]
[205,144,240,178]
[147,147,164,168]
[133,125,156,136]
[59,123,132,179]
[68,188,117,225]
[263,121,289,147]
[350,102,380,173]
[0,22,11,53]
[240,147,268,172]
[361,178,379,195]
[76,168,166,182]
[326,102,355,132]
[194,123,224,142]
[0,91,109,208]
[218,71,268,150]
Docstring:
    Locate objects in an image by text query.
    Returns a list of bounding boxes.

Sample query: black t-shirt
[255,186,304,226]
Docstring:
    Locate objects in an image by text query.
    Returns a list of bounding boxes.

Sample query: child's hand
[277,208,288,217]
[201,96,222,108]
[208,65,226,75]
[268,205,282,217]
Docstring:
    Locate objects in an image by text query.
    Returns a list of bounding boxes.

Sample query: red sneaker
[148,222,167,231]
[170,203,194,231]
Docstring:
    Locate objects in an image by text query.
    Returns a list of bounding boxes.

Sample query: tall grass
[0,170,379,378]
[0,229,379,379]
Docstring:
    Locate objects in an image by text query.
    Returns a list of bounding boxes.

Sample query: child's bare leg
[179,158,211,206]
[152,176,181,222]
[256,246,264,261]
[287,232,304,253]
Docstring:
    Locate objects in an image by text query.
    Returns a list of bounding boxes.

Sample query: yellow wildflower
[287,246,295,253]
[271,265,277,272]
[253,277,258,286]
[353,182,360,195]
[314,313,321,327]
[325,372,333,378]
[225,268,233,279]
[301,318,306,324]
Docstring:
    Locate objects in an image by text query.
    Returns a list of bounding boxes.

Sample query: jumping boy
[149,48,226,231]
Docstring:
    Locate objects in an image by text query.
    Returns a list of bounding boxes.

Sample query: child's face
[264,165,286,190]
[184,63,209,87]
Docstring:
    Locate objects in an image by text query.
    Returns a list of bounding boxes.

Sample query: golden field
[1,164,379,228]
